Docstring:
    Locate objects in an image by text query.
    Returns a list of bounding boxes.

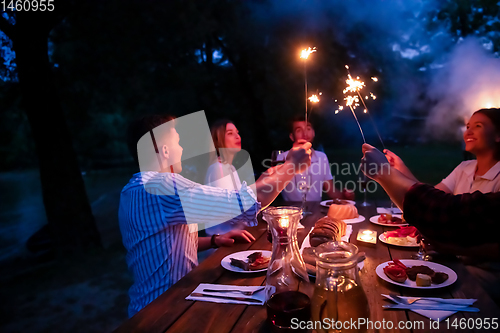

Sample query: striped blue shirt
[118,172,259,317]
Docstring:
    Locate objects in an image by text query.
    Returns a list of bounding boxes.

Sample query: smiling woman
[385,108,500,196]
[436,108,500,195]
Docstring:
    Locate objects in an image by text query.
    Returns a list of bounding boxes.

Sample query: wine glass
[412,237,431,261]
[297,173,312,216]
[271,150,284,167]
[359,174,371,207]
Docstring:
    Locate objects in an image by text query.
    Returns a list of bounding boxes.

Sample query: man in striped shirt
[119,114,312,316]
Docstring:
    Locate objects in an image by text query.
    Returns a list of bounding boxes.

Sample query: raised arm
[255,142,312,208]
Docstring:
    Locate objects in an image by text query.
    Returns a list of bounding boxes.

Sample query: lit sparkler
[343,65,385,149]
[301,47,316,127]
[308,94,320,103]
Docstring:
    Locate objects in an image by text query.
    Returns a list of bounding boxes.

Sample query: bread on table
[309,216,347,247]
[327,202,359,220]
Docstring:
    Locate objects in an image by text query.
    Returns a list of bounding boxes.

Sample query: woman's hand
[383,149,404,169]
[216,230,256,247]
[383,148,418,182]
[361,144,391,180]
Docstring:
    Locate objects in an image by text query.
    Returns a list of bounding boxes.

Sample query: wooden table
[115,201,500,333]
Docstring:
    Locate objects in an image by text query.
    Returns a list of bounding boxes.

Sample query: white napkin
[298,222,305,229]
[186,283,265,305]
[384,295,476,321]
[377,207,402,215]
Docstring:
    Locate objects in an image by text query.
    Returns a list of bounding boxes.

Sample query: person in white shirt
[279,116,354,201]
[385,108,500,195]
[204,119,314,233]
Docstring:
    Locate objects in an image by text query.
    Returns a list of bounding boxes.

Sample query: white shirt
[118,172,259,317]
[204,161,245,235]
[441,160,500,195]
[279,149,333,201]
[204,161,242,190]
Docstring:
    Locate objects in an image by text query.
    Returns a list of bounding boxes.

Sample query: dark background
[0,0,499,331]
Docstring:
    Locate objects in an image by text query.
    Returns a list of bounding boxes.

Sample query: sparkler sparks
[308,94,320,103]
[301,47,316,127]
[334,65,384,147]
[300,47,316,59]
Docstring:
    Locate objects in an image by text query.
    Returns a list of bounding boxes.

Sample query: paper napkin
[377,207,402,215]
[186,283,265,305]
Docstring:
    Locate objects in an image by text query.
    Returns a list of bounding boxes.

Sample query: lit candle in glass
[279,216,289,228]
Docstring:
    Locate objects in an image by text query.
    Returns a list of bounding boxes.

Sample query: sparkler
[342,65,385,149]
[344,94,366,143]
[308,94,320,103]
[307,92,321,120]
[300,47,316,127]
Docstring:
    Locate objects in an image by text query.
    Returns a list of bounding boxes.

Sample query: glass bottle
[262,206,311,331]
[311,241,369,333]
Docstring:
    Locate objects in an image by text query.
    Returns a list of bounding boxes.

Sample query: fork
[390,294,471,306]
[202,286,265,296]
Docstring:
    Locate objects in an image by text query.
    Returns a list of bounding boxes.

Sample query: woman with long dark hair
[386,108,500,194]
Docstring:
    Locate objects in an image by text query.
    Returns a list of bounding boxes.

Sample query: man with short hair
[280,116,353,201]
[119,114,312,316]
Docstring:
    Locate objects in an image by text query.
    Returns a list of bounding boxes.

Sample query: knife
[383,304,480,312]
[190,292,263,304]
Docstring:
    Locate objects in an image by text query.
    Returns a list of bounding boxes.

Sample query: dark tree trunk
[5,10,102,254]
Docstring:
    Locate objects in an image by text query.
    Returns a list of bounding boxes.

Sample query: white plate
[379,233,419,247]
[320,199,356,207]
[221,250,272,273]
[376,259,457,289]
[344,215,365,224]
[369,214,408,227]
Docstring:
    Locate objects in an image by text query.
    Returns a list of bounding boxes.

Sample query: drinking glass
[271,150,285,167]
[412,237,431,261]
[359,175,371,207]
[297,173,311,215]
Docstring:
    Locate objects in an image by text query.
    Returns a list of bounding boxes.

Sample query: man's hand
[286,140,312,174]
[361,143,391,180]
[215,230,256,247]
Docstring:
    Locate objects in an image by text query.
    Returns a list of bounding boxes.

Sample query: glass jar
[311,241,369,333]
[262,206,310,299]
[262,206,311,331]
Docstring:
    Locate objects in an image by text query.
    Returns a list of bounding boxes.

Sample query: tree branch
[0,16,16,40]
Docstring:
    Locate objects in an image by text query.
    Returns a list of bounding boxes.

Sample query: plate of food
[325,200,364,224]
[379,226,420,247]
[344,215,365,224]
[376,259,457,289]
[370,214,408,227]
[221,250,272,273]
[320,199,356,207]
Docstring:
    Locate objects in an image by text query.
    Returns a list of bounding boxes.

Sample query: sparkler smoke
[426,38,500,140]
[250,1,499,143]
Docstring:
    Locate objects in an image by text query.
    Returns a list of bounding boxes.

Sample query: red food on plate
[249,256,271,271]
[384,226,420,239]
[378,213,403,224]
[383,261,407,283]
